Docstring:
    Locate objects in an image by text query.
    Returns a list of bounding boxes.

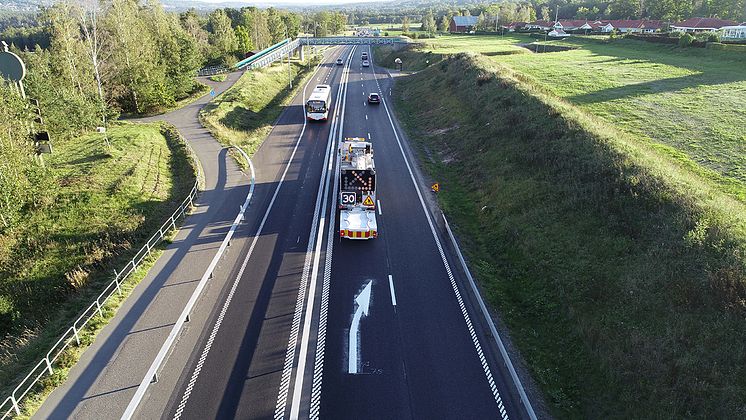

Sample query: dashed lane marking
[388,275,397,307]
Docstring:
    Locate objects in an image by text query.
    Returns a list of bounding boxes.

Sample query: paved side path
[36,73,249,419]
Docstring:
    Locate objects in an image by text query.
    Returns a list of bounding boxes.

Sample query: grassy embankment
[0,123,197,415]
[377,46,746,418]
[426,35,746,199]
[201,54,321,158]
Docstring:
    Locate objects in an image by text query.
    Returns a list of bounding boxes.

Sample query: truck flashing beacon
[339,137,378,240]
[306,84,332,121]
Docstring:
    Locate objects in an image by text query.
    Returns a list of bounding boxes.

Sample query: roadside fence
[0,128,202,420]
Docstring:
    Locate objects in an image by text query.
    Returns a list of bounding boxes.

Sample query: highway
[148,46,528,419]
[35,45,530,419]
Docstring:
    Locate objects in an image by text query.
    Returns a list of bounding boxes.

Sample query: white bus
[306,84,332,121]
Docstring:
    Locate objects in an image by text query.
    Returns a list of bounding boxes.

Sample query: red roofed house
[671,18,737,32]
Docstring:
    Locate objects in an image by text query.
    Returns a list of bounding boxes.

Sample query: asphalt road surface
[152,46,529,420]
[37,46,531,420]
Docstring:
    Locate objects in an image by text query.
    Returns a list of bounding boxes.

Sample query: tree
[208,9,238,64]
[438,14,450,32]
[421,10,436,34]
[267,8,285,43]
[401,16,410,32]
[180,9,209,58]
[235,25,253,53]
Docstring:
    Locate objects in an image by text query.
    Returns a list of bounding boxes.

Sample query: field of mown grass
[422,33,534,55]
[201,55,320,157]
[376,45,746,418]
[421,35,746,200]
[0,123,195,398]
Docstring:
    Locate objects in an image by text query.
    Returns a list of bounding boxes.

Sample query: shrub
[706,32,721,42]
[679,32,695,47]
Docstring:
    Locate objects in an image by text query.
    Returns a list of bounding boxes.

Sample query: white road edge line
[372,51,511,420]
[123,146,256,420]
[377,200,382,215]
[388,275,397,307]
[442,216,537,419]
[274,47,349,420]
[288,45,356,420]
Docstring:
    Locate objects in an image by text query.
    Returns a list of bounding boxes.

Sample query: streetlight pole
[285,28,292,89]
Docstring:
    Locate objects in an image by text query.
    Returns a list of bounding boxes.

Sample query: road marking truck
[339,137,377,240]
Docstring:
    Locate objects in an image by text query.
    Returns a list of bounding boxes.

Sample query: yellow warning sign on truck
[362,195,374,207]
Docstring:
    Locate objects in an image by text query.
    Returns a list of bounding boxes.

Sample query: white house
[671,17,737,32]
[721,25,746,41]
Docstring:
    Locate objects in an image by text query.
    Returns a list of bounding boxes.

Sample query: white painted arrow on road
[348,281,372,374]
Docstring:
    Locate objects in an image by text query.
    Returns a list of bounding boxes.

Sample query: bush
[705,32,721,42]
[679,32,695,47]
[384,32,389,36]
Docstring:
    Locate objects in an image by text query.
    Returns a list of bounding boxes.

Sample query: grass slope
[388,51,746,418]
[0,123,195,399]
[420,35,746,200]
[201,56,320,156]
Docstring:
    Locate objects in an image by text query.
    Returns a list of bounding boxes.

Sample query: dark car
[361,52,368,60]
[336,58,343,65]
[367,93,381,104]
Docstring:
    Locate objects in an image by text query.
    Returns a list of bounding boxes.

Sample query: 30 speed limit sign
[340,192,356,205]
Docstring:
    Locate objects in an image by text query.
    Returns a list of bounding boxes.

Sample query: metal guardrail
[0,132,202,420]
[121,146,255,419]
[197,66,230,77]
[442,215,537,419]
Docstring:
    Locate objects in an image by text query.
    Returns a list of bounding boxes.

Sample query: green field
[201,55,320,157]
[422,33,534,55]
[0,123,196,399]
[383,48,746,418]
[417,35,746,200]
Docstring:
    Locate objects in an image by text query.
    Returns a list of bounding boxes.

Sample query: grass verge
[200,55,321,158]
[0,122,197,415]
[383,49,746,418]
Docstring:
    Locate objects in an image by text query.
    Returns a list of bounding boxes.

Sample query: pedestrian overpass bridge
[198,37,407,75]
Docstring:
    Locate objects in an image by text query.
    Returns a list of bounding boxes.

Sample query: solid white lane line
[172,50,332,420]
[372,58,509,418]
[274,47,348,420]
[377,200,382,215]
[289,45,356,420]
[388,275,397,307]
[309,46,352,420]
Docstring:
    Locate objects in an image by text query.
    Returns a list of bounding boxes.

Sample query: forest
[0,0,346,342]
